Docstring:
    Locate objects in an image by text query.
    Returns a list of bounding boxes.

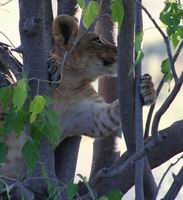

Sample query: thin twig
[145,39,183,138]
[151,72,183,136]
[156,154,183,198]
[144,76,165,138]
[134,0,178,83]
[0,31,23,59]
[162,166,183,200]
[173,40,183,63]
[0,0,12,7]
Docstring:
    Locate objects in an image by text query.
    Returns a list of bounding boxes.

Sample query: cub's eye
[95,38,101,43]
[92,37,103,44]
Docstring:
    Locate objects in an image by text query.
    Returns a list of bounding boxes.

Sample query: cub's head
[52,15,117,83]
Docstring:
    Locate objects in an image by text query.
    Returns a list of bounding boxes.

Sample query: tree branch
[162,166,183,200]
[117,0,135,154]
[156,154,183,198]
[134,0,178,83]
[135,1,157,199]
[145,39,183,138]
[151,72,183,135]
[86,120,183,197]
[134,0,145,198]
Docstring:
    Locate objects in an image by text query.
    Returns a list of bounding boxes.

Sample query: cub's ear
[52,15,79,50]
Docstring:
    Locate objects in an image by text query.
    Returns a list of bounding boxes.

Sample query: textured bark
[91,120,183,197]
[134,1,157,199]
[57,0,78,17]
[90,0,120,179]
[19,0,55,179]
[55,136,81,183]
[117,0,135,154]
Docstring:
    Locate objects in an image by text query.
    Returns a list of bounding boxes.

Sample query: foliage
[66,182,79,200]
[0,142,8,163]
[83,1,99,28]
[130,31,144,72]
[78,0,99,28]
[22,140,40,173]
[160,0,183,48]
[99,189,123,200]
[77,0,124,29]
[161,58,173,83]
[65,175,123,200]
[29,95,46,123]
[0,78,60,172]
[111,0,124,29]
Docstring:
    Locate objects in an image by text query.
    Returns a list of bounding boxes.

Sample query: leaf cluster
[0,79,60,172]
[66,174,123,200]
[160,0,183,48]
[77,0,124,29]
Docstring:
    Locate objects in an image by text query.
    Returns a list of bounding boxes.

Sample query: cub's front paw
[140,74,156,106]
[48,57,61,88]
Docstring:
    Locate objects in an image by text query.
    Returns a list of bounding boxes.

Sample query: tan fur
[50,15,120,140]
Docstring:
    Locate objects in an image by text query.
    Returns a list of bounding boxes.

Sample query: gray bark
[19,0,55,185]
[117,0,135,154]
[135,1,157,199]
[57,0,78,17]
[90,120,183,197]
[90,0,120,179]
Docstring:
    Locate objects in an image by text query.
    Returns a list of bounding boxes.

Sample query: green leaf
[13,111,28,136]
[98,196,108,200]
[83,1,99,29]
[161,58,173,83]
[0,87,12,108]
[30,123,42,143]
[160,2,183,37]
[0,142,8,163]
[130,31,144,73]
[22,140,40,172]
[171,26,183,48]
[29,95,46,123]
[46,109,59,125]
[77,0,85,9]
[66,182,79,200]
[77,174,95,200]
[0,121,5,135]
[112,0,124,28]
[134,32,144,52]
[41,122,60,147]
[161,58,171,74]
[107,189,123,200]
[13,79,27,112]
[130,51,144,73]
[4,109,28,136]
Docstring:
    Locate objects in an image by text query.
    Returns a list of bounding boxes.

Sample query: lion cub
[48,15,155,141]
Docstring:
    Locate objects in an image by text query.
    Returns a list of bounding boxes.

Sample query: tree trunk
[90,0,120,178]
[19,0,55,178]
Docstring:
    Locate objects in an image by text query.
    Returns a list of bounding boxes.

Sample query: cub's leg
[89,100,121,138]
